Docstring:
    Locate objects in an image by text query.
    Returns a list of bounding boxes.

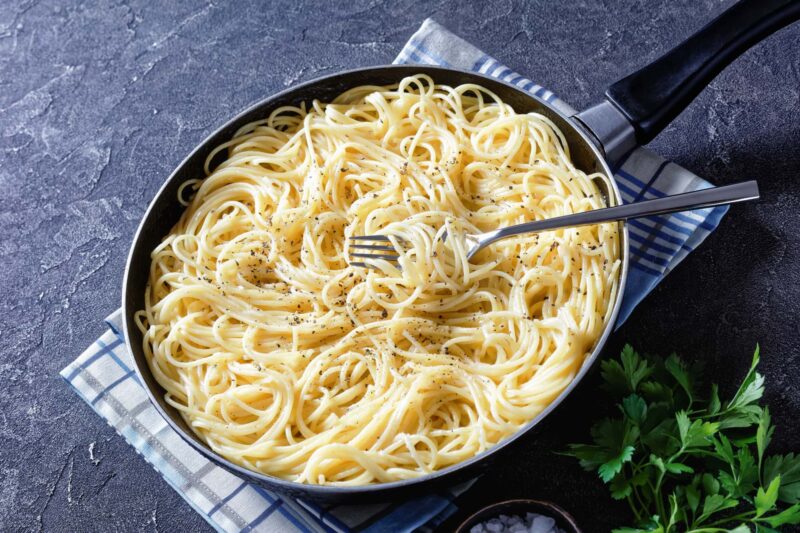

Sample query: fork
[348,180,759,269]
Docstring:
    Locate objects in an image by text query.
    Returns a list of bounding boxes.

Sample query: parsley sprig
[565,345,800,532]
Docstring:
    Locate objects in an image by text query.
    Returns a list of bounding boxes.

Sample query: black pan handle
[606,0,800,145]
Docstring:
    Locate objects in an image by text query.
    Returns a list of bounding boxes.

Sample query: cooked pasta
[137,74,621,485]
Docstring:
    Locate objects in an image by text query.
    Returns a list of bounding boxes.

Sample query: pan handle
[574,0,800,165]
[608,0,800,145]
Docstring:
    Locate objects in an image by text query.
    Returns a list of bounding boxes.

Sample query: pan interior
[122,65,622,498]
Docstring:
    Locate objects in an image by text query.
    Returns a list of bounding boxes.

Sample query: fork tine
[350,261,402,271]
[349,234,405,270]
[350,235,391,242]
[350,244,397,251]
[350,252,399,261]
[351,261,386,270]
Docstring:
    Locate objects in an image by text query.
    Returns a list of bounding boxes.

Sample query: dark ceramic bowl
[456,499,581,533]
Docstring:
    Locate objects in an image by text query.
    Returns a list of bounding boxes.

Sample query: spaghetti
[137,74,621,485]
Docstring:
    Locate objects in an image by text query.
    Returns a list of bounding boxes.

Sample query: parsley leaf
[756,475,781,517]
[665,354,693,404]
[601,344,653,395]
[599,445,636,482]
[763,503,800,527]
[726,345,765,412]
[565,345,799,532]
[622,394,648,425]
[764,453,800,504]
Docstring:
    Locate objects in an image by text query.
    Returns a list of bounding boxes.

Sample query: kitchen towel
[61,18,728,533]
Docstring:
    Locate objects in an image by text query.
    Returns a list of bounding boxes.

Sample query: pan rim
[121,63,630,497]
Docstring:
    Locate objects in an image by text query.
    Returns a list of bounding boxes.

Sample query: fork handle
[482,180,760,245]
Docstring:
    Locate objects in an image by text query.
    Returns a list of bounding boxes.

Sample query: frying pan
[122,0,800,503]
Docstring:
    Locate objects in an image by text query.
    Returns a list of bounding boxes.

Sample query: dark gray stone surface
[1,0,798,531]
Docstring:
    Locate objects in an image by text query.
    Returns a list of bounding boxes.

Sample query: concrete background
[1,0,798,531]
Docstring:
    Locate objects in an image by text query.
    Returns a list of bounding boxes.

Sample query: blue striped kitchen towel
[61,18,728,533]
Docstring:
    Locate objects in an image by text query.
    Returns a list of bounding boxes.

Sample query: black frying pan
[122,0,800,503]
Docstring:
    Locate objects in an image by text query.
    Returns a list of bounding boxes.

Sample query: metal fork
[349,180,759,269]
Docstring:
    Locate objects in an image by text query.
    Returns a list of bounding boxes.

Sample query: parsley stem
[704,511,756,528]
[652,472,667,529]
[632,485,647,510]
[626,493,643,522]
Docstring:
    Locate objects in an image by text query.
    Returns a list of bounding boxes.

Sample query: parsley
[565,345,800,532]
